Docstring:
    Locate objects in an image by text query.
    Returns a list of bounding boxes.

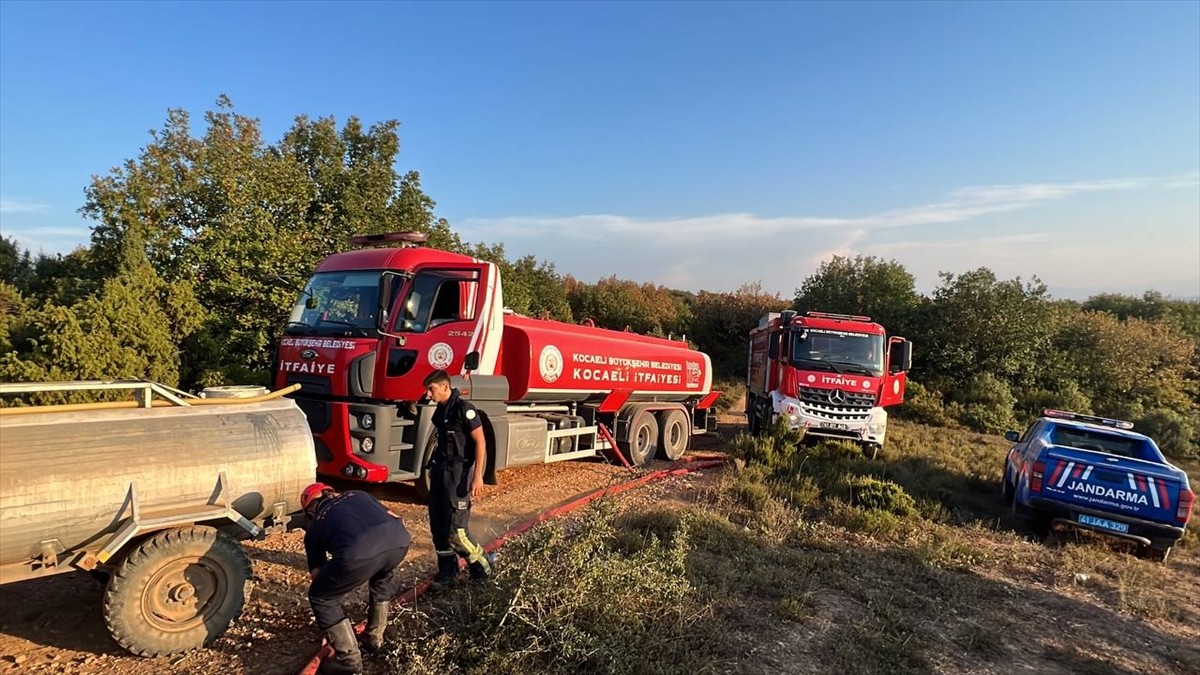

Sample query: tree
[688,282,789,378]
[565,276,690,337]
[915,268,1055,393]
[794,255,922,336]
[0,237,200,402]
[80,96,452,385]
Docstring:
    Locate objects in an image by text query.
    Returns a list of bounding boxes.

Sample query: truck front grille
[797,386,875,422]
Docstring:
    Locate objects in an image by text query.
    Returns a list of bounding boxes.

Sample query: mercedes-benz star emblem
[829,389,845,405]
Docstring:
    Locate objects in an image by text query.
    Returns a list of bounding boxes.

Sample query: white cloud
[0,197,49,214]
[458,173,1198,297]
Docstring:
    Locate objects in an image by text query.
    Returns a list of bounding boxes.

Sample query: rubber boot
[430,553,459,591]
[468,551,494,582]
[361,601,389,654]
[319,618,363,675]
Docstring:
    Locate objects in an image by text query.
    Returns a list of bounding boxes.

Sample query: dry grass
[376,419,1200,675]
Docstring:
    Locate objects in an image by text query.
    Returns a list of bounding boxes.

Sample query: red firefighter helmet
[300,482,334,511]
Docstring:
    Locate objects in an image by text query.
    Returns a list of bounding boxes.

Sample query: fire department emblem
[539,345,564,383]
[862,379,872,390]
[806,374,816,383]
[428,342,454,370]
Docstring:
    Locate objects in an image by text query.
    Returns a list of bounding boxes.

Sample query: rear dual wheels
[657,409,690,461]
[620,412,659,467]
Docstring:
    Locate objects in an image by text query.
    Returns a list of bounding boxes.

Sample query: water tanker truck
[0,381,317,656]
[273,231,720,495]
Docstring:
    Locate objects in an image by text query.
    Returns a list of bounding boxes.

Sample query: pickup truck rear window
[1049,427,1141,458]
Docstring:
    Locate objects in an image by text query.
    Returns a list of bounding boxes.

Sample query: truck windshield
[791,329,885,377]
[285,270,389,336]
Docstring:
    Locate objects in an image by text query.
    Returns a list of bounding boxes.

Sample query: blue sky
[1,1,1197,299]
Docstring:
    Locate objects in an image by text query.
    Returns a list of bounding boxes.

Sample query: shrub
[844,476,918,517]
[946,373,1018,433]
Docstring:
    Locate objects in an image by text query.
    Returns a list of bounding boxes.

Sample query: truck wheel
[103,526,252,656]
[621,413,660,467]
[1141,544,1172,564]
[859,442,881,461]
[1001,473,1014,505]
[657,409,690,461]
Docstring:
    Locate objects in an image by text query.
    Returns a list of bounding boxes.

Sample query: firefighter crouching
[302,483,412,674]
[423,369,493,589]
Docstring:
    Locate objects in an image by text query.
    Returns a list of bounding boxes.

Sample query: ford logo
[300,349,318,361]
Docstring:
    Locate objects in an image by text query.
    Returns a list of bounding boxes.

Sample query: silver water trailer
[0,380,317,656]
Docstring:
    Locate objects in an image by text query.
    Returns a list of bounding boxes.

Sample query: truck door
[376,267,486,402]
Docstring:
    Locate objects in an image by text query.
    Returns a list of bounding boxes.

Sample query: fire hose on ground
[297,431,729,675]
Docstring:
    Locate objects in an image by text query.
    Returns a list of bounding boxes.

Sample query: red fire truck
[273,231,720,495]
[746,310,912,456]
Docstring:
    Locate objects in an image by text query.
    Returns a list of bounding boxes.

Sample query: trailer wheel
[621,413,660,467]
[657,409,690,461]
[103,526,252,656]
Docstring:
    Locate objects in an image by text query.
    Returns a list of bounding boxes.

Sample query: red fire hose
[297,454,728,675]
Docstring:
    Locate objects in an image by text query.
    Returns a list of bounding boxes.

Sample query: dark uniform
[429,388,492,581]
[305,490,411,630]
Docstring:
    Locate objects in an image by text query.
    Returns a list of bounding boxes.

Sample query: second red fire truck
[747,310,913,456]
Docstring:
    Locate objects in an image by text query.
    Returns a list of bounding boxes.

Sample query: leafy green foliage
[690,282,789,377]
[794,255,922,335]
[80,97,456,385]
[564,275,690,337]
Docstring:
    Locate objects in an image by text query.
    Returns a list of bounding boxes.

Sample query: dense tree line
[1,99,1196,457]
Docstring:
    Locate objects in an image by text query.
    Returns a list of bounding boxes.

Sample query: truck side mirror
[888,338,913,373]
[377,272,397,330]
[464,351,480,372]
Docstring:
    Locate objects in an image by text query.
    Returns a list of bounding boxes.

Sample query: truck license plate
[818,422,850,431]
[1078,514,1129,534]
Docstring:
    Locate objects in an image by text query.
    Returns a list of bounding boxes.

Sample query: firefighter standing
[422,369,493,589]
[302,483,411,674]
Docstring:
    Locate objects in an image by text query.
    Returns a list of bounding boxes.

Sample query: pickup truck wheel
[1001,473,1014,504]
[1010,496,1049,537]
[103,526,252,656]
[620,413,659,467]
[1141,544,1172,563]
[657,409,690,461]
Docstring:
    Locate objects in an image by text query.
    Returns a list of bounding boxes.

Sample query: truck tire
[103,526,252,656]
[621,412,659,467]
[1141,544,1172,564]
[657,409,690,461]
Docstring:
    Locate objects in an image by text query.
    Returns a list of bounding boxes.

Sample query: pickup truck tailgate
[1040,446,1182,524]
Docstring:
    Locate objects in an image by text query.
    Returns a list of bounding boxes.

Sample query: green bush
[844,476,918,517]
[1133,407,1200,460]
[946,373,1018,433]
[712,379,747,415]
[896,379,958,428]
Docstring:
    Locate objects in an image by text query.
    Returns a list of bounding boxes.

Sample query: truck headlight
[361,437,375,453]
[360,413,375,430]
